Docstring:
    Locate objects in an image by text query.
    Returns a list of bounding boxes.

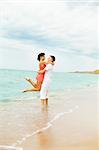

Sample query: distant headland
[72,70,99,74]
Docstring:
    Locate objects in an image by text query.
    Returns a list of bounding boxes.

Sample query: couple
[23,53,55,105]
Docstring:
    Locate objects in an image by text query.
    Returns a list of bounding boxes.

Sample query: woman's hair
[37,53,45,61]
[50,55,56,62]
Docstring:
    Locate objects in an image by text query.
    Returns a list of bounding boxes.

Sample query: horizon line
[0,67,98,73]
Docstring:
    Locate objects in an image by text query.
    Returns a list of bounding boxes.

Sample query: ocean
[0,69,98,101]
[0,69,98,150]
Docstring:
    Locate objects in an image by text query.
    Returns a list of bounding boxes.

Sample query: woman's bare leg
[22,81,42,93]
[25,78,37,88]
[22,87,40,93]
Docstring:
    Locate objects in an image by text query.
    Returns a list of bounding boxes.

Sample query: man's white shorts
[40,80,51,99]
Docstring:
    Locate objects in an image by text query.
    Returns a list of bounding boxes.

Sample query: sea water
[0,69,98,101]
[0,69,98,150]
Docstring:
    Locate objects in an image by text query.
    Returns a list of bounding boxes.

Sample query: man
[38,55,55,105]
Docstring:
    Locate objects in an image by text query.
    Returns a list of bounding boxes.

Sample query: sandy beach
[0,87,98,150]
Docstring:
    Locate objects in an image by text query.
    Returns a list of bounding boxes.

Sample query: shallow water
[0,69,98,101]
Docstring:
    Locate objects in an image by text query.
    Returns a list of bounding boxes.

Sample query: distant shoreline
[72,70,99,75]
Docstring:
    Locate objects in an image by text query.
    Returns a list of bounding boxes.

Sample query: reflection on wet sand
[36,105,53,148]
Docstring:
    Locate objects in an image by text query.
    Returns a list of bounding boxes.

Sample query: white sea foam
[0,145,23,150]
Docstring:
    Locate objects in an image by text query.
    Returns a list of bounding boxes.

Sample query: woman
[22,53,46,93]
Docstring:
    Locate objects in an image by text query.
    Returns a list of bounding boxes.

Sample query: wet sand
[0,87,98,150]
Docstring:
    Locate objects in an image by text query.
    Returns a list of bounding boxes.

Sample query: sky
[0,0,98,72]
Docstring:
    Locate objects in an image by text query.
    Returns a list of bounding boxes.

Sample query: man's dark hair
[37,53,45,61]
[50,55,55,62]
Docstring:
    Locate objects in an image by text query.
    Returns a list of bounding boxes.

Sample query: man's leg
[46,98,48,105]
[40,84,47,105]
[41,99,46,105]
[45,90,49,105]
[41,97,48,105]
[40,80,50,105]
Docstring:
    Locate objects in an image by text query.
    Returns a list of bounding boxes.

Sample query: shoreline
[0,87,98,150]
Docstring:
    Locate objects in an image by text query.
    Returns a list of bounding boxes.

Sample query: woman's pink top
[36,63,46,83]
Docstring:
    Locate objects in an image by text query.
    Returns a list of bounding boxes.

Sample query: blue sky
[0,0,98,72]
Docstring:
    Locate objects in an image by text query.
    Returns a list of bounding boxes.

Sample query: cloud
[0,0,98,71]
